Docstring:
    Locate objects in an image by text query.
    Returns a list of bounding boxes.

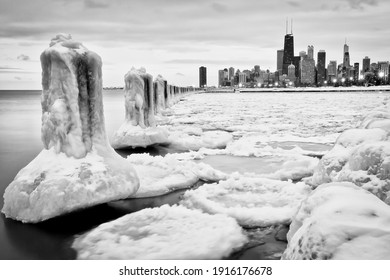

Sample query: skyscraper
[327,60,337,81]
[228,67,235,80]
[199,66,207,88]
[362,56,371,73]
[317,50,326,85]
[307,45,314,60]
[353,62,359,81]
[282,34,294,75]
[277,49,284,73]
[288,64,296,82]
[300,56,316,85]
[343,43,350,68]
[218,69,224,87]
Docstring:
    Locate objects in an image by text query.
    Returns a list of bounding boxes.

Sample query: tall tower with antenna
[282,18,294,75]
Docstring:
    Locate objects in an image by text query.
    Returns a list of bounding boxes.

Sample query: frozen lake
[0,90,388,259]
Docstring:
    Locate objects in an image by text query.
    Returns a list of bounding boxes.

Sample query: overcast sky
[0,0,389,89]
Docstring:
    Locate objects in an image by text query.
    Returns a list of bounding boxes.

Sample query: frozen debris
[72,205,247,259]
[282,182,390,260]
[181,175,311,227]
[2,34,139,223]
[127,153,227,198]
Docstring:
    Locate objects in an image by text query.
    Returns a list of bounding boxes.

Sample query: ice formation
[111,68,169,149]
[1,34,139,223]
[154,75,166,114]
[282,182,390,260]
[181,175,311,227]
[127,153,227,198]
[72,205,247,259]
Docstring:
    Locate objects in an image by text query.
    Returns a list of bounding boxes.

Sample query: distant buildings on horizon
[199,22,390,88]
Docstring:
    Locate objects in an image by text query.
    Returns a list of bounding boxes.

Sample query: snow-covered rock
[181,175,311,227]
[72,205,247,259]
[2,34,139,223]
[282,182,390,260]
[127,153,227,198]
[111,68,169,149]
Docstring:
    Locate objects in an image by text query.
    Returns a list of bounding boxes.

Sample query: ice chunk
[127,153,227,198]
[181,175,311,227]
[1,34,139,223]
[72,205,247,259]
[311,128,388,186]
[282,182,390,260]
[169,129,233,151]
[111,68,169,149]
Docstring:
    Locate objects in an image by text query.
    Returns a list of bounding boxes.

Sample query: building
[362,56,371,73]
[228,67,235,80]
[277,49,284,73]
[343,43,350,68]
[287,64,296,83]
[353,62,359,81]
[378,61,390,82]
[282,34,294,75]
[218,69,224,87]
[317,50,326,85]
[327,60,337,81]
[238,72,247,85]
[299,51,307,59]
[307,45,314,60]
[199,66,207,88]
[300,55,316,86]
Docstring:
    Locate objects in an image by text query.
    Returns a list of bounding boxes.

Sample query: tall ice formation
[2,34,139,223]
[111,68,169,149]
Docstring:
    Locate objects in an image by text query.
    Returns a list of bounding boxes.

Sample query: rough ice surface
[2,34,139,223]
[282,182,390,260]
[154,75,166,114]
[111,67,170,149]
[127,153,227,198]
[310,109,390,202]
[181,175,311,227]
[72,205,247,259]
[168,129,233,151]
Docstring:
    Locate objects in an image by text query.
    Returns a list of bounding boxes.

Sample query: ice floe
[127,153,227,198]
[181,175,311,227]
[2,34,139,223]
[282,182,390,260]
[72,205,247,259]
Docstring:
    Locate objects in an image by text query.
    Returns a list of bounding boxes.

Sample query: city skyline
[0,0,390,89]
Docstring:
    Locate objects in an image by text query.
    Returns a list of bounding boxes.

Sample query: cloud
[14,76,22,80]
[17,54,30,61]
[346,0,378,9]
[287,1,301,7]
[84,0,110,9]
[211,2,229,12]
[176,72,185,76]
[0,66,21,70]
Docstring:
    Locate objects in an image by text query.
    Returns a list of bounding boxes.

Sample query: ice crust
[282,182,390,260]
[72,205,247,259]
[127,153,227,198]
[2,34,139,222]
[181,175,311,227]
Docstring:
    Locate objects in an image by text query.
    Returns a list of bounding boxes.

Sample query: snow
[127,153,227,198]
[111,123,169,149]
[168,129,233,151]
[181,175,311,227]
[1,34,139,223]
[282,182,390,260]
[72,205,247,259]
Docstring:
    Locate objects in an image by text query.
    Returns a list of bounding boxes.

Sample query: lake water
[0,90,388,259]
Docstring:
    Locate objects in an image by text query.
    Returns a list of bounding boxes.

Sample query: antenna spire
[291,18,293,34]
[286,17,288,34]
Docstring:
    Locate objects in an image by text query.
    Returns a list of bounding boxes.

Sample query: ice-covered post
[154,75,166,113]
[2,34,139,223]
[111,68,168,149]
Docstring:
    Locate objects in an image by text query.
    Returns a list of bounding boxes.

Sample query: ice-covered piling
[2,34,139,223]
[111,68,169,149]
[153,75,166,113]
